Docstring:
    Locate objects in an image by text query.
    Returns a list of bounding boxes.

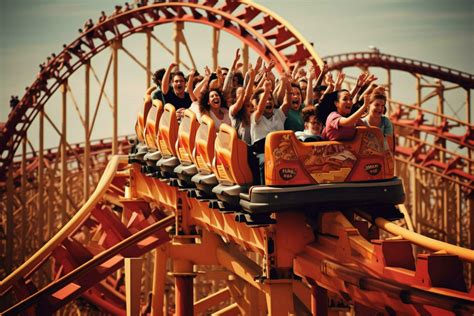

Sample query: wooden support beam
[211,303,240,316]
[146,29,152,88]
[151,246,167,316]
[38,108,44,244]
[61,80,68,225]
[194,287,231,314]
[264,280,294,315]
[21,135,27,263]
[311,284,328,316]
[84,62,90,200]
[125,257,143,316]
[112,40,119,155]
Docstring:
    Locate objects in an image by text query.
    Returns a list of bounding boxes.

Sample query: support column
[265,280,294,315]
[174,22,183,68]
[415,75,421,108]
[38,108,44,245]
[84,62,90,200]
[212,27,220,70]
[21,135,27,262]
[242,44,249,74]
[6,163,14,273]
[386,69,392,115]
[112,41,119,155]
[125,257,144,316]
[173,260,195,316]
[311,284,328,316]
[151,246,167,316]
[146,29,152,88]
[61,80,68,225]
[466,89,472,174]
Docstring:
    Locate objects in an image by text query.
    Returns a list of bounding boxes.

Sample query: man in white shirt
[250,77,291,183]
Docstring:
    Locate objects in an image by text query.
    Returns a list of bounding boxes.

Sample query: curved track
[0,0,320,179]
[1,1,474,315]
[325,51,474,89]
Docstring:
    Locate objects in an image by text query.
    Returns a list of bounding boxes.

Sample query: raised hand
[356,72,368,88]
[335,72,346,90]
[265,59,276,73]
[325,72,334,86]
[231,48,241,70]
[264,79,272,92]
[255,56,263,73]
[307,65,316,81]
[204,65,211,77]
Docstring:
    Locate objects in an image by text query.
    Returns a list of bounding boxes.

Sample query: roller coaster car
[190,115,218,197]
[173,109,199,186]
[239,127,405,214]
[129,98,151,163]
[142,100,163,174]
[212,123,253,209]
[156,104,179,178]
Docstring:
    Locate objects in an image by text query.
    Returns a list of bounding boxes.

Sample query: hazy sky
[0,0,473,147]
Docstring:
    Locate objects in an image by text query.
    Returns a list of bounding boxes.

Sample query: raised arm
[314,62,328,88]
[304,65,316,107]
[335,71,345,91]
[187,69,197,101]
[216,66,224,90]
[279,73,292,116]
[253,79,272,123]
[193,66,211,100]
[161,62,177,95]
[339,94,370,127]
[320,72,335,101]
[230,65,255,117]
[223,49,241,98]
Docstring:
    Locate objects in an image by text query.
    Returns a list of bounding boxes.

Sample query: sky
[0,0,473,150]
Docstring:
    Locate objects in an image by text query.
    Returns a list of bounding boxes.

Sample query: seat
[143,100,164,174]
[130,98,152,163]
[190,115,218,197]
[173,109,199,186]
[212,123,253,209]
[239,127,404,214]
[156,103,179,177]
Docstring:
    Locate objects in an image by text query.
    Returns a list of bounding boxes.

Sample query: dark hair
[370,93,387,103]
[291,82,302,94]
[199,89,227,114]
[370,93,387,114]
[313,85,327,93]
[316,89,349,125]
[233,72,244,86]
[302,106,320,123]
[252,88,265,103]
[171,71,185,81]
[152,68,166,86]
[209,72,218,81]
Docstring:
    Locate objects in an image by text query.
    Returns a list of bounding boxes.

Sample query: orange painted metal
[157,104,179,157]
[144,101,163,150]
[176,109,199,166]
[214,123,254,185]
[264,127,393,186]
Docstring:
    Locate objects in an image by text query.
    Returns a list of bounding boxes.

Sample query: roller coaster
[1,1,473,315]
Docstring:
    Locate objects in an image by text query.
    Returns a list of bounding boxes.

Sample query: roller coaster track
[1,1,474,315]
[324,51,474,89]
[0,0,321,180]
[1,156,473,315]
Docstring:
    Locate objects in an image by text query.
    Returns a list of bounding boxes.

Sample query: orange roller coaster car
[240,128,405,214]
[131,102,404,224]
